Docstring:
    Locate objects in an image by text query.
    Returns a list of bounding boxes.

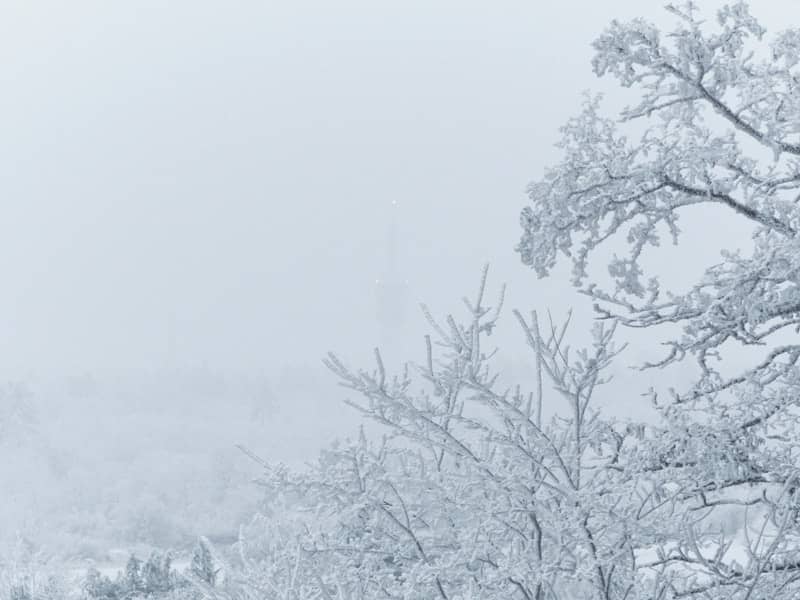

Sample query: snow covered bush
[0,537,70,600]
[220,266,660,599]
[81,551,197,600]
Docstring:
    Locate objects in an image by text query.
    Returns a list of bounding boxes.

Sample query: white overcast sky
[1,0,798,380]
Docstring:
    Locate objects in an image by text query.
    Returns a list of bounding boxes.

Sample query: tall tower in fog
[374,199,409,361]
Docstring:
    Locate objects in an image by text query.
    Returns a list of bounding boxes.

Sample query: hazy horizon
[3,0,797,381]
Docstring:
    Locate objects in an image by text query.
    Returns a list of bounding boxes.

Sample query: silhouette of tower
[374,199,409,361]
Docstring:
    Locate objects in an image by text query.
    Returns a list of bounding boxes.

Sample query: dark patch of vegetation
[82,541,218,600]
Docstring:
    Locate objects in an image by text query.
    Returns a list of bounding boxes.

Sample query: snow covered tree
[189,538,218,587]
[212,3,800,600]
[516,2,800,597]
[124,554,143,594]
[223,266,665,599]
[140,552,175,594]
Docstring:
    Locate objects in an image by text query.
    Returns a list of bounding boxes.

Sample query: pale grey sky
[0,0,797,380]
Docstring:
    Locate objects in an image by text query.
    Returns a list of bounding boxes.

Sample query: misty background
[2,0,798,568]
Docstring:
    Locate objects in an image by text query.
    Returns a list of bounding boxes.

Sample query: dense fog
[4,1,800,594]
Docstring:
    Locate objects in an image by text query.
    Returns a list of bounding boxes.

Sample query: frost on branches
[513,1,800,599]
[230,266,654,600]
[216,3,800,600]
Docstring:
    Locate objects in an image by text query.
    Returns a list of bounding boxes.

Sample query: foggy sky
[2,0,798,379]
